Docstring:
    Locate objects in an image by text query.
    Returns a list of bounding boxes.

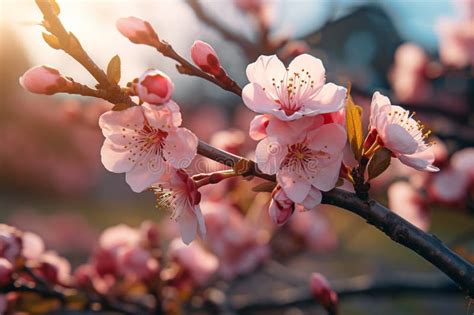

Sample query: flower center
[122,123,168,164]
[281,143,329,177]
[267,68,318,116]
[387,109,433,148]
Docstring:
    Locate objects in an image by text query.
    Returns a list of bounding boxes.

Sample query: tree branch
[196,141,474,297]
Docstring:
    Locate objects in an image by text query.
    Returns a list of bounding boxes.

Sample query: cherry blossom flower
[168,238,218,286]
[116,17,159,46]
[21,231,45,260]
[268,186,295,225]
[191,40,222,76]
[256,121,346,204]
[99,102,198,192]
[136,70,174,104]
[35,251,71,285]
[19,65,72,95]
[0,258,13,287]
[99,224,140,250]
[388,181,430,231]
[310,273,338,314]
[437,18,474,68]
[0,225,22,263]
[152,169,206,244]
[242,54,346,121]
[117,246,159,281]
[367,92,439,172]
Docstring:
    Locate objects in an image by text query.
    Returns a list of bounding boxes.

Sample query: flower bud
[269,186,295,225]
[116,17,159,45]
[191,40,222,76]
[19,65,72,95]
[136,69,174,104]
[74,264,95,289]
[310,273,338,314]
[0,258,13,287]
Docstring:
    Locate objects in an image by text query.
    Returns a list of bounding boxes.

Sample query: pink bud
[19,65,72,95]
[269,186,295,225]
[191,40,222,76]
[116,17,159,45]
[136,69,174,104]
[0,258,13,287]
[310,273,338,314]
[139,221,160,249]
[36,251,71,285]
[74,264,95,288]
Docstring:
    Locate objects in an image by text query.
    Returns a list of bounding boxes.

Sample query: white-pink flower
[243,54,346,121]
[99,102,198,192]
[136,69,174,105]
[152,169,206,244]
[368,92,439,172]
[0,258,13,287]
[116,17,159,46]
[268,185,295,225]
[168,238,218,286]
[256,121,346,204]
[388,181,430,231]
[19,65,72,95]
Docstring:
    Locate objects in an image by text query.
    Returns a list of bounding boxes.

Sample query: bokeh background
[1,0,473,314]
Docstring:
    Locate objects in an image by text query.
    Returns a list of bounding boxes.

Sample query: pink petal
[125,158,166,192]
[399,150,439,172]
[178,209,198,245]
[301,188,322,210]
[246,55,286,89]
[309,156,343,191]
[305,83,346,113]
[431,169,469,202]
[383,124,418,155]
[142,103,178,131]
[99,106,144,138]
[163,128,198,169]
[255,137,287,175]
[249,115,269,141]
[370,91,391,127]
[287,54,325,89]
[242,83,278,113]
[277,169,311,203]
[100,138,135,173]
[307,123,347,154]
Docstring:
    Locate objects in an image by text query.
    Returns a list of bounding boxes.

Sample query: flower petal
[399,150,439,172]
[305,83,346,113]
[178,209,198,245]
[125,158,166,192]
[100,138,135,173]
[309,155,343,191]
[288,54,325,88]
[99,106,144,138]
[163,128,198,169]
[277,168,311,203]
[246,55,286,89]
[307,123,347,154]
[383,124,418,155]
[255,137,287,175]
[249,115,270,141]
[242,83,278,114]
[300,188,322,210]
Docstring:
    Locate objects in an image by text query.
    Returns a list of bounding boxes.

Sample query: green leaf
[345,85,364,161]
[42,32,61,50]
[107,55,121,85]
[252,182,277,193]
[367,148,391,180]
[112,103,129,111]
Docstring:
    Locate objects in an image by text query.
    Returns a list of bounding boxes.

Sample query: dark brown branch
[185,0,255,54]
[152,40,242,97]
[196,141,474,297]
[232,274,461,312]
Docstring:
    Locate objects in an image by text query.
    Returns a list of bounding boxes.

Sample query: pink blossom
[210,129,246,155]
[451,148,474,178]
[99,224,140,250]
[0,224,22,263]
[289,209,338,252]
[437,18,474,68]
[21,232,45,260]
[269,186,295,225]
[117,246,159,281]
[35,251,71,285]
[310,273,338,313]
[191,40,222,76]
[390,43,430,103]
[0,258,13,287]
[116,17,159,45]
[99,102,198,192]
[19,65,72,95]
[430,169,470,203]
[242,54,346,121]
[139,220,160,249]
[168,238,218,286]
[249,114,270,141]
[136,70,174,104]
[388,181,429,231]
[367,92,439,172]
[256,121,346,204]
[202,201,269,279]
[74,264,95,288]
[152,169,206,244]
